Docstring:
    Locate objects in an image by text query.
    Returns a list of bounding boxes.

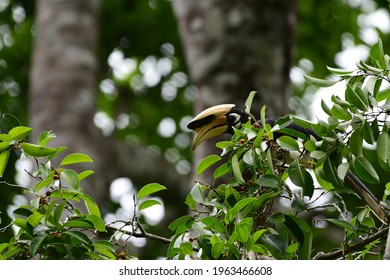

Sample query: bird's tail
[344,171,389,224]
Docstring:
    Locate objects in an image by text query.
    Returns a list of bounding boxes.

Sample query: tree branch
[384,226,390,260]
[314,226,389,259]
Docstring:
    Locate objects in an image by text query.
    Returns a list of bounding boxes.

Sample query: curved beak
[187,104,235,150]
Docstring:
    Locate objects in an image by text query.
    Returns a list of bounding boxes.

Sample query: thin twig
[106,225,171,244]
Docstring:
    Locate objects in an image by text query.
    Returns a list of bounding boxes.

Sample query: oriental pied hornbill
[187,104,390,224]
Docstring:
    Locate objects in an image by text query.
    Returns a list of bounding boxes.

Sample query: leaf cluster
[0,114,167,259]
[168,39,390,260]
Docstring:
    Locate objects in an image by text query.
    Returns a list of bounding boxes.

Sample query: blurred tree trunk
[29,0,189,209]
[29,0,108,202]
[173,0,297,182]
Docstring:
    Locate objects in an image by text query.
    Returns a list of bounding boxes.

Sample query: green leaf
[288,160,314,198]
[337,162,349,181]
[13,207,34,219]
[213,162,229,179]
[180,241,194,255]
[326,66,354,75]
[276,135,300,150]
[21,143,57,157]
[61,169,80,189]
[350,127,363,156]
[13,218,30,232]
[196,154,221,176]
[284,215,307,245]
[80,193,101,216]
[60,153,93,166]
[345,84,368,111]
[54,201,66,226]
[231,154,245,184]
[245,91,257,114]
[327,218,355,232]
[137,183,166,200]
[321,99,332,116]
[8,126,32,143]
[330,104,351,120]
[262,234,287,257]
[243,149,255,166]
[0,133,9,141]
[216,141,233,156]
[27,213,44,227]
[362,120,374,145]
[63,219,94,229]
[168,215,193,231]
[63,231,93,245]
[211,218,226,234]
[93,240,116,259]
[78,170,94,181]
[189,183,205,203]
[291,116,315,129]
[260,105,267,129]
[358,60,384,73]
[0,113,21,133]
[247,229,267,251]
[235,223,250,243]
[370,38,387,69]
[185,191,197,210]
[256,174,283,188]
[0,140,10,153]
[351,156,380,184]
[323,158,343,187]
[138,199,161,211]
[44,200,57,224]
[361,216,376,228]
[33,177,55,192]
[332,94,352,107]
[376,88,390,102]
[284,215,313,260]
[48,146,67,160]
[86,214,106,232]
[291,193,306,211]
[0,248,22,260]
[0,243,8,254]
[0,150,10,177]
[369,77,382,97]
[30,234,47,256]
[377,132,390,172]
[303,74,339,87]
[38,131,56,146]
[211,241,224,259]
[229,197,256,220]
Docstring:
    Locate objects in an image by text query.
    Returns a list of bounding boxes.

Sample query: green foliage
[0,117,167,259]
[168,40,390,259]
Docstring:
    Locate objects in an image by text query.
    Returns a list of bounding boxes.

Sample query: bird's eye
[227,113,241,127]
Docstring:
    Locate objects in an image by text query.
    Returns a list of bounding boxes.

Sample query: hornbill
[187,104,390,224]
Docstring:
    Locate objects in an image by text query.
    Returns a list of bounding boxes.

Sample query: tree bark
[173,0,297,182]
[29,0,106,199]
[29,0,189,207]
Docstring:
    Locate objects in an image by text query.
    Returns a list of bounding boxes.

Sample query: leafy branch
[0,113,169,259]
[167,38,390,260]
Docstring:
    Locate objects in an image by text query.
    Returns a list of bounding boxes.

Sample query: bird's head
[187,104,251,150]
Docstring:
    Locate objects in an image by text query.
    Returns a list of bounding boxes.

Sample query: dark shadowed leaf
[351,156,380,184]
[30,234,47,256]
